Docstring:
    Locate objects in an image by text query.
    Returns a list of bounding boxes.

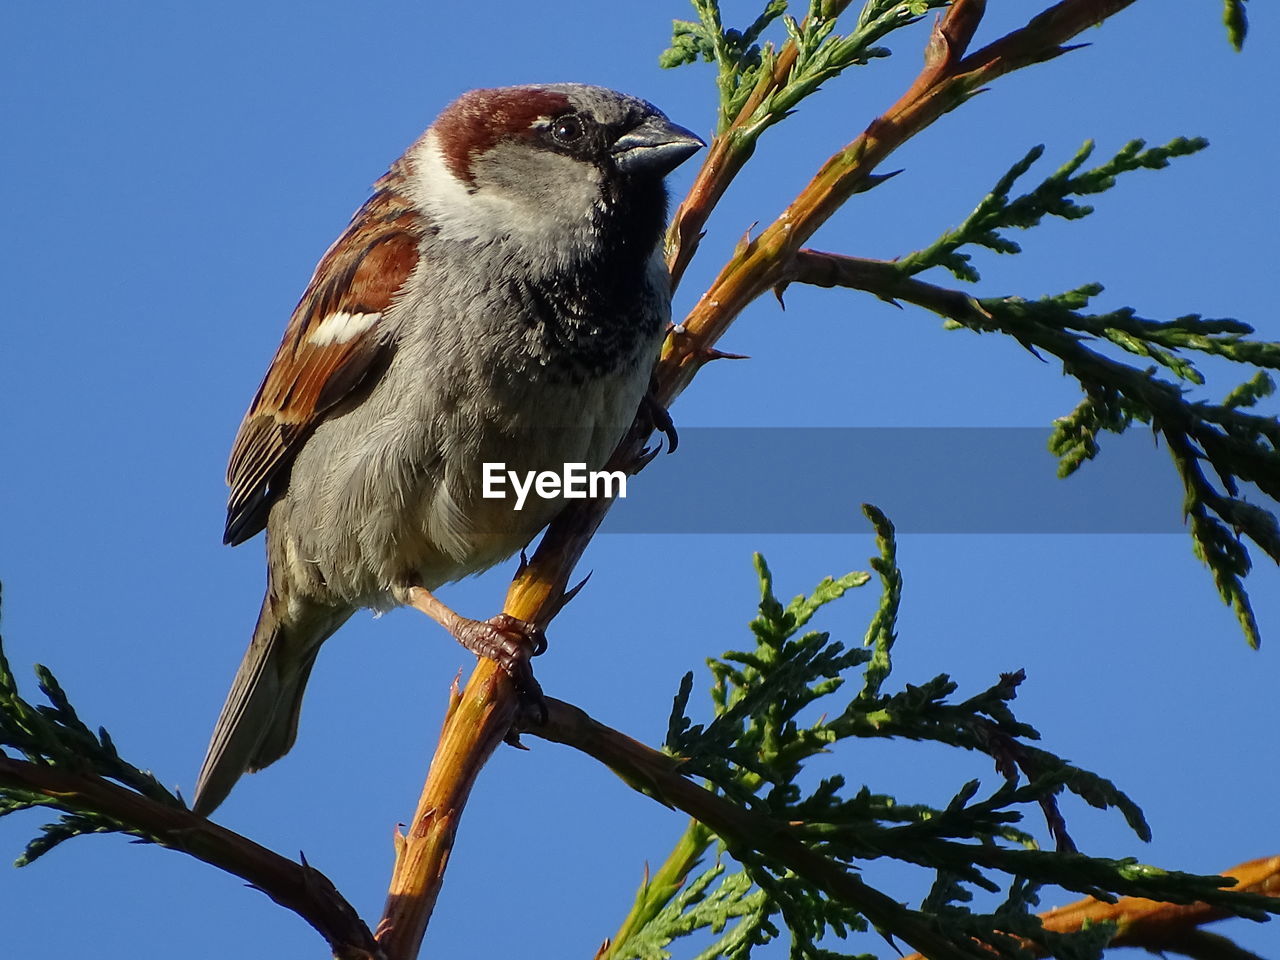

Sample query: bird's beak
[612,116,705,176]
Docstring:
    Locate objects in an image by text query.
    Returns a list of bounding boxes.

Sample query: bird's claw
[641,390,678,453]
[451,614,548,729]
[454,613,547,661]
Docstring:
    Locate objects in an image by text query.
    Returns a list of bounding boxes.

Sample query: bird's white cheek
[406,135,483,236]
[307,311,381,346]
[406,133,601,252]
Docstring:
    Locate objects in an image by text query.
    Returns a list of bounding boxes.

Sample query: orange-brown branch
[375,665,515,960]
[661,0,1140,408]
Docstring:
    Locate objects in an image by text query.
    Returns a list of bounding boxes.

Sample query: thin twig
[0,757,380,960]
[666,1,839,289]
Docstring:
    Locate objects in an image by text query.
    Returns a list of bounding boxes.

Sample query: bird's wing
[224,177,422,545]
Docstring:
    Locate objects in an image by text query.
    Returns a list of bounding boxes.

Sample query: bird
[192,84,703,816]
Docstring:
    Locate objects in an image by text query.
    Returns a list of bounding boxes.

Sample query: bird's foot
[456,614,548,733]
[452,614,546,704]
[404,587,547,725]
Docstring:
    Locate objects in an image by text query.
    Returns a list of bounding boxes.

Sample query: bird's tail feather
[192,595,346,816]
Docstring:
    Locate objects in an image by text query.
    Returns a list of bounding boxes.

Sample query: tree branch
[902,856,1280,959]
[0,757,380,960]
[529,698,987,960]
[787,247,1280,646]
[528,699,1280,959]
[665,0,856,289]
[660,0,1138,411]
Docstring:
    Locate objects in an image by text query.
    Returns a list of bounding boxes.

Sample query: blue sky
[2,2,1277,957]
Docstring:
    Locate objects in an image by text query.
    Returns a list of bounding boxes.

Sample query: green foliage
[1224,0,1249,51]
[896,138,1209,284]
[885,136,1280,648]
[0,587,184,865]
[611,515,1280,958]
[661,0,789,72]
[616,860,773,960]
[661,1,947,135]
[938,282,1280,649]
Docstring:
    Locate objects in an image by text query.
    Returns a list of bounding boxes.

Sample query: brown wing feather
[224,173,423,545]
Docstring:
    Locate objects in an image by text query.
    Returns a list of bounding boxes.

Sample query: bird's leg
[404,586,546,720]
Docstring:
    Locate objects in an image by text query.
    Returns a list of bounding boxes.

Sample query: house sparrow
[192,84,702,815]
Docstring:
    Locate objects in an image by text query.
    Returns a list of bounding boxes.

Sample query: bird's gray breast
[273,240,668,609]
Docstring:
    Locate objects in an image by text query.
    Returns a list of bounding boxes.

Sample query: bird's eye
[550,114,585,145]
